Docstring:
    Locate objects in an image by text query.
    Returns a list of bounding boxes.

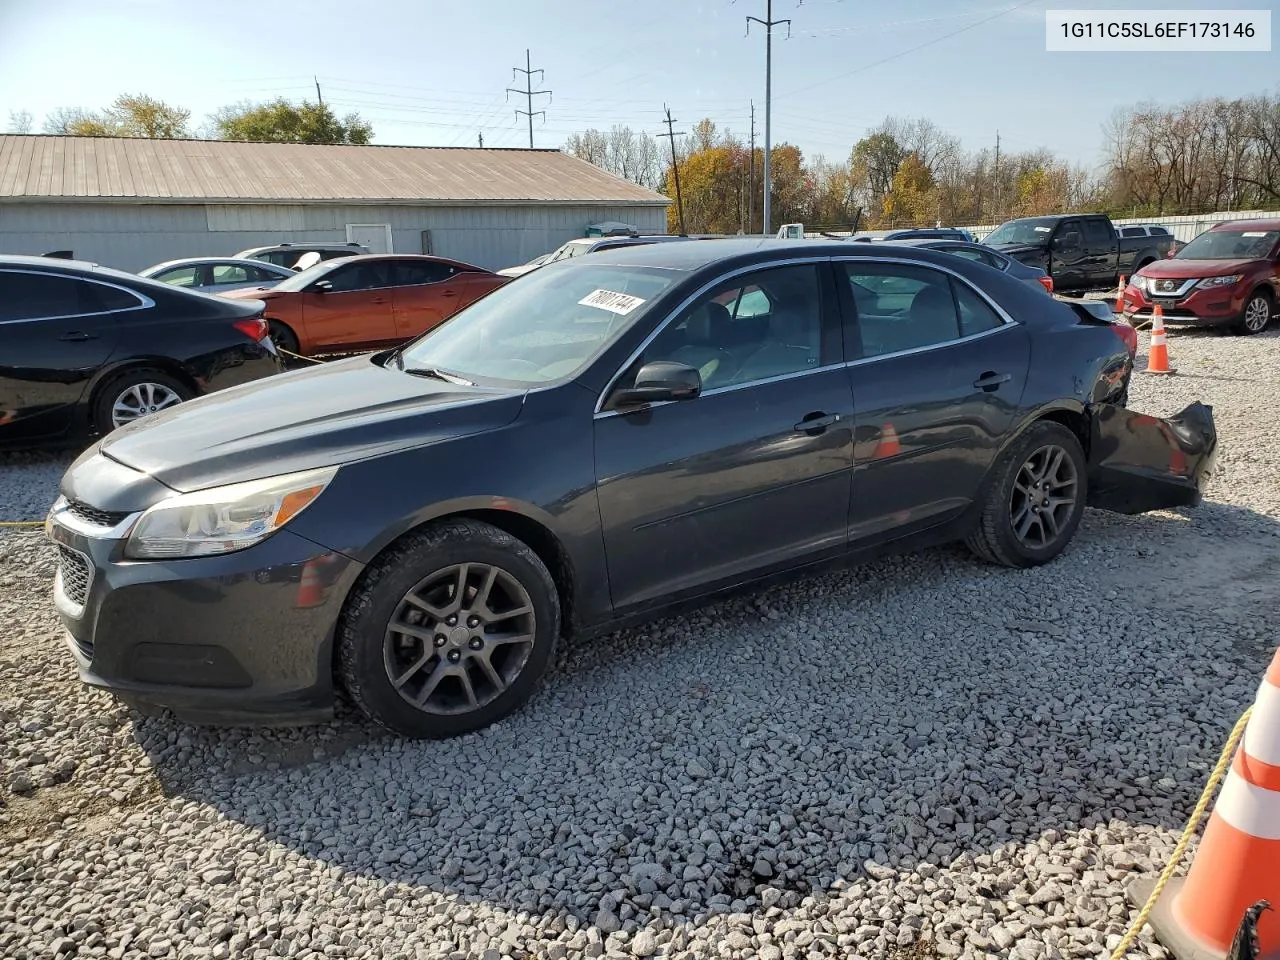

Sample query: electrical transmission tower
[506,49,551,148]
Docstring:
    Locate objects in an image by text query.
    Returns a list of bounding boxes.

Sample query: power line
[747,0,793,236]
[658,105,687,234]
[506,49,551,149]
[779,0,1043,100]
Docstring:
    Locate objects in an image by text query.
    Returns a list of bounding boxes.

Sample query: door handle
[972,372,1011,392]
[794,412,841,434]
[370,297,387,304]
[442,290,458,297]
[59,331,95,342]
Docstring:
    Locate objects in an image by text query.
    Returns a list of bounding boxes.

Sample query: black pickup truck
[983,214,1176,293]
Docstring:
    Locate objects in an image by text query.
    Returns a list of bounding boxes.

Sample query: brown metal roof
[0,135,670,206]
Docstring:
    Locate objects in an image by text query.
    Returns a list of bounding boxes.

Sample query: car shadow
[123,498,1280,931]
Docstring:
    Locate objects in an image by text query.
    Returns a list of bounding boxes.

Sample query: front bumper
[1122,284,1248,326]
[47,511,363,726]
[1087,402,1218,515]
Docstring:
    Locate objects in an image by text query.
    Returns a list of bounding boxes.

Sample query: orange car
[222,254,508,356]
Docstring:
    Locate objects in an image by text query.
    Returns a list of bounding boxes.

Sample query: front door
[594,263,853,612]
[346,224,392,254]
[0,269,122,442]
[1049,219,1087,291]
[836,260,1031,542]
[301,260,397,351]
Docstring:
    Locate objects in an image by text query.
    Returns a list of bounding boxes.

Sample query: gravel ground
[3,327,1279,960]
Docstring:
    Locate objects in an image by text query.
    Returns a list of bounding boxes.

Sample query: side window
[257,251,290,267]
[1083,219,1112,245]
[940,247,989,265]
[251,266,283,282]
[211,264,252,285]
[156,266,200,287]
[637,264,824,391]
[952,281,1005,337]
[1057,221,1082,248]
[322,264,368,293]
[91,283,145,311]
[842,263,960,358]
[0,272,111,321]
[392,261,454,286]
[1151,226,1170,236]
[1121,227,1144,238]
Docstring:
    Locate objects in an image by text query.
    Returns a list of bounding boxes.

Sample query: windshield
[270,258,354,292]
[396,263,680,386]
[1176,228,1279,260]
[396,262,679,385]
[547,241,595,263]
[984,218,1059,246]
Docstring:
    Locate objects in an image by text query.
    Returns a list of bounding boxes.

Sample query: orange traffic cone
[1133,649,1280,959]
[874,423,902,459]
[295,559,324,608]
[1141,306,1176,375]
[1116,275,1128,314]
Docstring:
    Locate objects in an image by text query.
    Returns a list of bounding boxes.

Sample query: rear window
[1121,227,1145,238]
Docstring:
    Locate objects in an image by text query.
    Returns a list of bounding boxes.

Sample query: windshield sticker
[578,289,647,315]
[1241,231,1268,237]
[1034,226,1051,232]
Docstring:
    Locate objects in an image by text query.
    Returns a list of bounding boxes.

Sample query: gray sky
[1,0,1275,171]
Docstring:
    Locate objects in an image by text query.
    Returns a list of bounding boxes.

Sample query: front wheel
[337,520,560,739]
[965,421,1087,568]
[1234,292,1272,336]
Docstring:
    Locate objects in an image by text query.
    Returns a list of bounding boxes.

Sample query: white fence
[963,209,1280,243]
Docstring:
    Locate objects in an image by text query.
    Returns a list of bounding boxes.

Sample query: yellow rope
[1109,706,1255,960]
[0,520,44,527]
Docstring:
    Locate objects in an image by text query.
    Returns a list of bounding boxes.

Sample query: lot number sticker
[579,289,646,316]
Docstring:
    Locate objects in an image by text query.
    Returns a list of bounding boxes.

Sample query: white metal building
[0,135,670,272]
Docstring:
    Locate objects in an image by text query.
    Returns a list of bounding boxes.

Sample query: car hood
[1138,258,1262,279]
[987,242,1047,259]
[95,355,526,495]
[221,286,286,300]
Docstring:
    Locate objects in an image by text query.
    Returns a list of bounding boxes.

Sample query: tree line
[5,94,372,145]
[565,91,1280,234]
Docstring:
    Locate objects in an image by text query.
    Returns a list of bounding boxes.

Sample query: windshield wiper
[401,365,475,386]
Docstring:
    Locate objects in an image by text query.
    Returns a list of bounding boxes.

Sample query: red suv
[1123,219,1279,335]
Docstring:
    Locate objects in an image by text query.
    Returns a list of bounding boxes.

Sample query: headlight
[124,467,337,560]
[1196,275,1243,289]
[1131,276,1149,292]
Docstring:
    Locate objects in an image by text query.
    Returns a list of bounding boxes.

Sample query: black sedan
[0,255,281,448]
[885,238,1055,293]
[46,240,1217,738]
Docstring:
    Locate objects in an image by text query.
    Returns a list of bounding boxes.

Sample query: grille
[56,546,92,609]
[66,500,131,528]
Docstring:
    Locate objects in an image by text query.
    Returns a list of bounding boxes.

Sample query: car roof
[884,238,985,250]
[1211,218,1280,232]
[582,236,975,272]
[238,242,364,254]
[144,256,292,271]
[299,252,492,272]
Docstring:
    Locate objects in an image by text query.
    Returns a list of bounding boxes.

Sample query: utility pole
[507,49,551,149]
[747,1,791,236]
[748,101,756,234]
[992,130,1001,217]
[314,77,324,107]
[659,105,687,235]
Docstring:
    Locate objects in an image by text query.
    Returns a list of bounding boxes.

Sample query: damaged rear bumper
[1086,401,1218,515]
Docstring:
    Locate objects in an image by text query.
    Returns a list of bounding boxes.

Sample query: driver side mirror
[1054,233,1081,251]
[311,280,333,293]
[609,361,702,410]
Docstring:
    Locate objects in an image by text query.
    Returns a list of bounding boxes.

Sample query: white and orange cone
[874,423,902,459]
[295,559,325,608]
[1136,649,1280,959]
[1141,306,1176,375]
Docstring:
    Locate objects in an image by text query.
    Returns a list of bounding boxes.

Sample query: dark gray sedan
[885,238,1055,293]
[47,240,1217,738]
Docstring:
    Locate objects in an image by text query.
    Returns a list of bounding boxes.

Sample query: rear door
[836,259,1031,543]
[0,270,127,442]
[300,261,397,351]
[388,260,457,339]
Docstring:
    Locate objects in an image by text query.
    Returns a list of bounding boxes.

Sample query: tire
[268,320,301,361]
[91,368,194,435]
[1234,290,1272,336]
[337,519,560,739]
[965,421,1088,568]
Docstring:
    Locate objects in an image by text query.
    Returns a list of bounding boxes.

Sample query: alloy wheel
[383,563,536,715]
[111,382,184,428]
[1244,296,1270,333]
[1009,444,1079,550]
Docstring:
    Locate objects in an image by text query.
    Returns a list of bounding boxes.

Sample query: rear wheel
[268,320,301,358]
[92,368,193,435]
[1234,291,1272,336]
[965,421,1087,568]
[337,519,560,739]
